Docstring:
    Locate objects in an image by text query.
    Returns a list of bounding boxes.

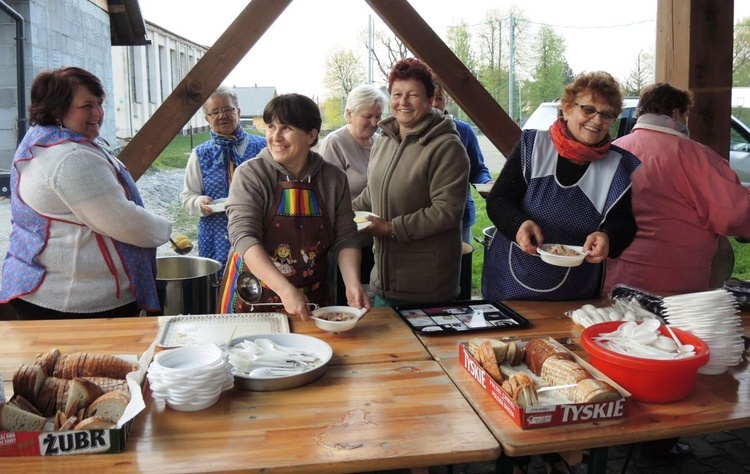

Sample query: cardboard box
[0,343,155,456]
[459,337,631,429]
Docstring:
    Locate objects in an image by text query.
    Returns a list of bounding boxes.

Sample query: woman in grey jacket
[353,58,470,306]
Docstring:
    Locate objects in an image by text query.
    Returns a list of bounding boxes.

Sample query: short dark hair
[28,67,105,126]
[387,58,436,99]
[263,93,322,146]
[636,82,692,117]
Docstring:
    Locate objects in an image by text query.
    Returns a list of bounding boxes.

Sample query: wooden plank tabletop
[2,359,499,473]
[0,312,497,471]
[415,299,750,457]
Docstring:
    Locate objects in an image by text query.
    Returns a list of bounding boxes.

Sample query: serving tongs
[235,271,318,311]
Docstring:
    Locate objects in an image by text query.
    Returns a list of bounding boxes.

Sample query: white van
[522,99,750,186]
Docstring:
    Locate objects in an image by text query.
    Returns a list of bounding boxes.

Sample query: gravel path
[0,168,191,284]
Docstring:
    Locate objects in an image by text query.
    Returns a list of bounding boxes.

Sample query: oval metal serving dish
[229,333,332,391]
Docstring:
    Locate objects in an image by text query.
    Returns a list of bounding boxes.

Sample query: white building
[111,20,209,143]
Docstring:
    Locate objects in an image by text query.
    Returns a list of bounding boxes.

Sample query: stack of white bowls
[147,344,233,411]
[662,289,746,375]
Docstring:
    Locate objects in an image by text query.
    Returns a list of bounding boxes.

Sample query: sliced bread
[0,402,47,431]
[85,390,130,424]
[64,378,105,416]
[73,416,115,431]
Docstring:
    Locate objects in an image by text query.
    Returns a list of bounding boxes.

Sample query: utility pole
[509,13,515,122]
[368,15,374,84]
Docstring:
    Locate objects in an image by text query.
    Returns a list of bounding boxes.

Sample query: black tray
[392,299,530,335]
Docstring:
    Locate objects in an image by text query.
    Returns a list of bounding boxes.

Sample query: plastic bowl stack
[661,289,746,375]
[147,344,233,411]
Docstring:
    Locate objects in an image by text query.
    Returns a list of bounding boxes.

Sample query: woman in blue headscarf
[180,86,267,275]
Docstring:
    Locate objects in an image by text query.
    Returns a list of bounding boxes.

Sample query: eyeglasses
[574,103,618,122]
[206,107,237,118]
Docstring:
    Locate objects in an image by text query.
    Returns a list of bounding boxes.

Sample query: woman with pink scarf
[482,71,640,301]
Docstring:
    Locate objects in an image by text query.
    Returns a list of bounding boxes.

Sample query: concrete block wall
[0,0,116,175]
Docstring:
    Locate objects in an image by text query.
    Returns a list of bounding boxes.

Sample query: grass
[467,184,750,297]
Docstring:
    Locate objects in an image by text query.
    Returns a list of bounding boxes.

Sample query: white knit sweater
[15,141,171,312]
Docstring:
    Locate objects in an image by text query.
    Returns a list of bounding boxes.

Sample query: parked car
[522,99,750,186]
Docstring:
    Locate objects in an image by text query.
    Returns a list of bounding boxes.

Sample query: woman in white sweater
[0,67,171,319]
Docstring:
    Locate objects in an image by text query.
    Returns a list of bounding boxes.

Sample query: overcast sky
[138,0,750,99]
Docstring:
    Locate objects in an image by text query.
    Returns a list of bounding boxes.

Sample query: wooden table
[0,309,500,472]
[415,299,750,472]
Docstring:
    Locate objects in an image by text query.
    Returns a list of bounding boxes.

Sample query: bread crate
[0,345,153,456]
[459,336,631,429]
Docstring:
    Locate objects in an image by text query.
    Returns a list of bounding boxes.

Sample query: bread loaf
[571,379,621,403]
[12,364,46,402]
[8,395,43,417]
[73,416,115,431]
[501,372,538,407]
[34,349,61,376]
[64,378,105,416]
[0,403,47,431]
[85,390,130,424]
[505,341,525,366]
[53,353,138,379]
[476,341,503,383]
[78,376,130,394]
[523,339,574,375]
[468,338,509,363]
[540,358,592,398]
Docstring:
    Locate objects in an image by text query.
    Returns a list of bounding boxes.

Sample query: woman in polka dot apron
[482,71,640,301]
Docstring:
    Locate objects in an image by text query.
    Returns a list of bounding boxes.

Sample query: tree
[359,25,410,85]
[521,25,570,118]
[322,47,366,99]
[734,17,750,86]
[320,96,346,132]
[622,49,655,97]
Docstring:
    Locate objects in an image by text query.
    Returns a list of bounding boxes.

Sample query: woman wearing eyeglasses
[180,86,267,275]
[482,71,641,301]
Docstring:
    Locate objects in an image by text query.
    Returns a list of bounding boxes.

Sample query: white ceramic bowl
[537,244,587,267]
[310,306,367,332]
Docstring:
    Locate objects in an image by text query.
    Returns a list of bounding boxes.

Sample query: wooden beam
[656,0,734,159]
[118,0,293,180]
[365,0,521,157]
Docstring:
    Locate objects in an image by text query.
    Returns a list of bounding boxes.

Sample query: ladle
[235,271,318,311]
[169,237,193,255]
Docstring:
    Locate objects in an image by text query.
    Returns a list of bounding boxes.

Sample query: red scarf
[549,118,611,164]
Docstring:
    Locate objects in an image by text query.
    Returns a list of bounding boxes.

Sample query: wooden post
[118,0,293,180]
[656,0,734,159]
[365,0,521,157]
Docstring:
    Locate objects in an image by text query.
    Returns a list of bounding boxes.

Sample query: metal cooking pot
[156,256,221,315]
[475,226,496,256]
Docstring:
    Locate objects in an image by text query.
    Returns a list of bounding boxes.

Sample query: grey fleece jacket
[226,148,360,261]
[353,108,470,302]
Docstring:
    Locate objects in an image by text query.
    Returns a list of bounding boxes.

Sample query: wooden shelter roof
[118,0,735,180]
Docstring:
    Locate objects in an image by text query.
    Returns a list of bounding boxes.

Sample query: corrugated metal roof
[234,86,277,117]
